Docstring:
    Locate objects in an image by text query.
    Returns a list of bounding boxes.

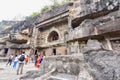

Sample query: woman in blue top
[13,55,18,68]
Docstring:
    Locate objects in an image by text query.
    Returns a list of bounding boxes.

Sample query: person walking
[34,52,38,66]
[6,54,13,66]
[13,55,18,69]
[17,52,25,75]
[35,55,41,68]
[25,55,29,65]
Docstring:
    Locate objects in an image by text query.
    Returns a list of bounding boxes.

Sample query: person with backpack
[17,52,26,75]
[6,54,13,66]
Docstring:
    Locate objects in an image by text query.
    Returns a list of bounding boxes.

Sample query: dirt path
[0,62,38,80]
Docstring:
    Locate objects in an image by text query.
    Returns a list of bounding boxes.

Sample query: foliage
[40,5,51,12]
[3,25,10,29]
[52,1,59,7]
[30,12,39,17]
[30,0,70,17]
[40,1,60,12]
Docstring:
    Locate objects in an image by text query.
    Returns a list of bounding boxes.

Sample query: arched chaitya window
[48,31,59,42]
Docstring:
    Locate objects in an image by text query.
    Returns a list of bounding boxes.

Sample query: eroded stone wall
[37,22,68,46]
[67,10,120,41]
[36,22,68,56]
[19,39,120,80]
[40,55,84,76]
[39,46,67,56]
[38,40,120,80]
[70,0,119,20]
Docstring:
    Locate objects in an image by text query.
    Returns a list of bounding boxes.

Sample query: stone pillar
[68,17,72,29]
[75,41,80,54]
[67,43,71,55]
[105,38,113,50]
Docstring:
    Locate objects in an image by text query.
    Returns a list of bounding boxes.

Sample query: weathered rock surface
[0,20,18,32]
[83,39,102,53]
[19,39,120,80]
[80,39,120,80]
[84,49,120,80]
[71,0,119,19]
[68,9,120,41]
[35,3,70,24]
[18,70,44,80]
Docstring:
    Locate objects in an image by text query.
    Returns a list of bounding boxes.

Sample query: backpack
[8,56,12,60]
[19,55,25,61]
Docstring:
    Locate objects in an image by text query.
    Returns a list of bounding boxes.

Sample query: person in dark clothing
[34,51,38,66]
[6,54,13,66]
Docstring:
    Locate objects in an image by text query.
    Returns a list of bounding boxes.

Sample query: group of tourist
[6,51,30,75]
[6,51,44,75]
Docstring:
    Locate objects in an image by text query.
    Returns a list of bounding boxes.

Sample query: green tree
[30,12,39,17]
